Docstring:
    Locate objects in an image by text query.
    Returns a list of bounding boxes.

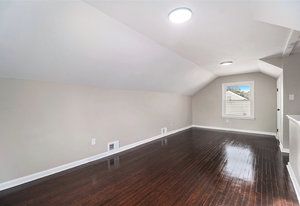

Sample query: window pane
[225,85,251,117]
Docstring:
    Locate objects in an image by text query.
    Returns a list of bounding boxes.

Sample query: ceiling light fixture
[168,7,192,24]
[220,61,233,66]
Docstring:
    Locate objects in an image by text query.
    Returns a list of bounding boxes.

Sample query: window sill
[222,115,255,120]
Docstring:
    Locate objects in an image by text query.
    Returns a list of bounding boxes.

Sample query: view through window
[222,82,254,119]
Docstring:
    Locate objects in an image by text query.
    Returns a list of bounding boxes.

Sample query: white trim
[276,73,283,143]
[0,125,192,191]
[287,115,300,127]
[0,125,282,191]
[222,81,255,119]
[192,125,276,136]
[279,142,290,153]
[287,163,300,202]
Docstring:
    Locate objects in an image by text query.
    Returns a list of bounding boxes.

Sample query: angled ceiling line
[282,29,300,57]
[82,0,214,74]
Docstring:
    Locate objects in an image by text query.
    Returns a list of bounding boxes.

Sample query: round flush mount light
[168,7,192,24]
[220,61,233,66]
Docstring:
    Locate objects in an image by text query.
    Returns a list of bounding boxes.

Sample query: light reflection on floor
[224,144,254,182]
[107,156,120,170]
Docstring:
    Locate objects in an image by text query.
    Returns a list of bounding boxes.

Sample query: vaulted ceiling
[0,1,298,95]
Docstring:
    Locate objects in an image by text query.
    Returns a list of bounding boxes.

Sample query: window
[222,81,254,119]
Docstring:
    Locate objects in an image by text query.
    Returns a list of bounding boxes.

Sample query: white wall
[287,117,300,199]
[0,78,192,183]
[192,72,277,133]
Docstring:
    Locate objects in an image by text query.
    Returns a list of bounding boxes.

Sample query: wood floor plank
[0,128,298,206]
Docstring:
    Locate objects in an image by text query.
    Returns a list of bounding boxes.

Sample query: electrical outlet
[91,138,96,146]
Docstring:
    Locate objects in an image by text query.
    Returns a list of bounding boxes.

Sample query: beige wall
[282,54,300,148]
[263,53,300,148]
[192,72,277,133]
[263,53,300,196]
[0,78,192,183]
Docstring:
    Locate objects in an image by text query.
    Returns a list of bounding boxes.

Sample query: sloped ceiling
[254,1,300,32]
[86,1,290,76]
[0,1,295,95]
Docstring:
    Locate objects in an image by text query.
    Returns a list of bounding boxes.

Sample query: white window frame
[222,81,255,120]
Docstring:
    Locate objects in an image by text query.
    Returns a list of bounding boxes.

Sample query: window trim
[222,81,255,120]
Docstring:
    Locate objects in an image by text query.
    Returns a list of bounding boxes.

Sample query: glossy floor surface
[0,129,298,206]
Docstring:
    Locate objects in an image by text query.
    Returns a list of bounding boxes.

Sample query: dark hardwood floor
[0,128,298,206]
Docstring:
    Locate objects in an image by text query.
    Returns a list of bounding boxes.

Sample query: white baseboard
[279,142,290,153]
[0,124,281,192]
[192,125,277,136]
[287,163,300,203]
[0,125,192,191]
